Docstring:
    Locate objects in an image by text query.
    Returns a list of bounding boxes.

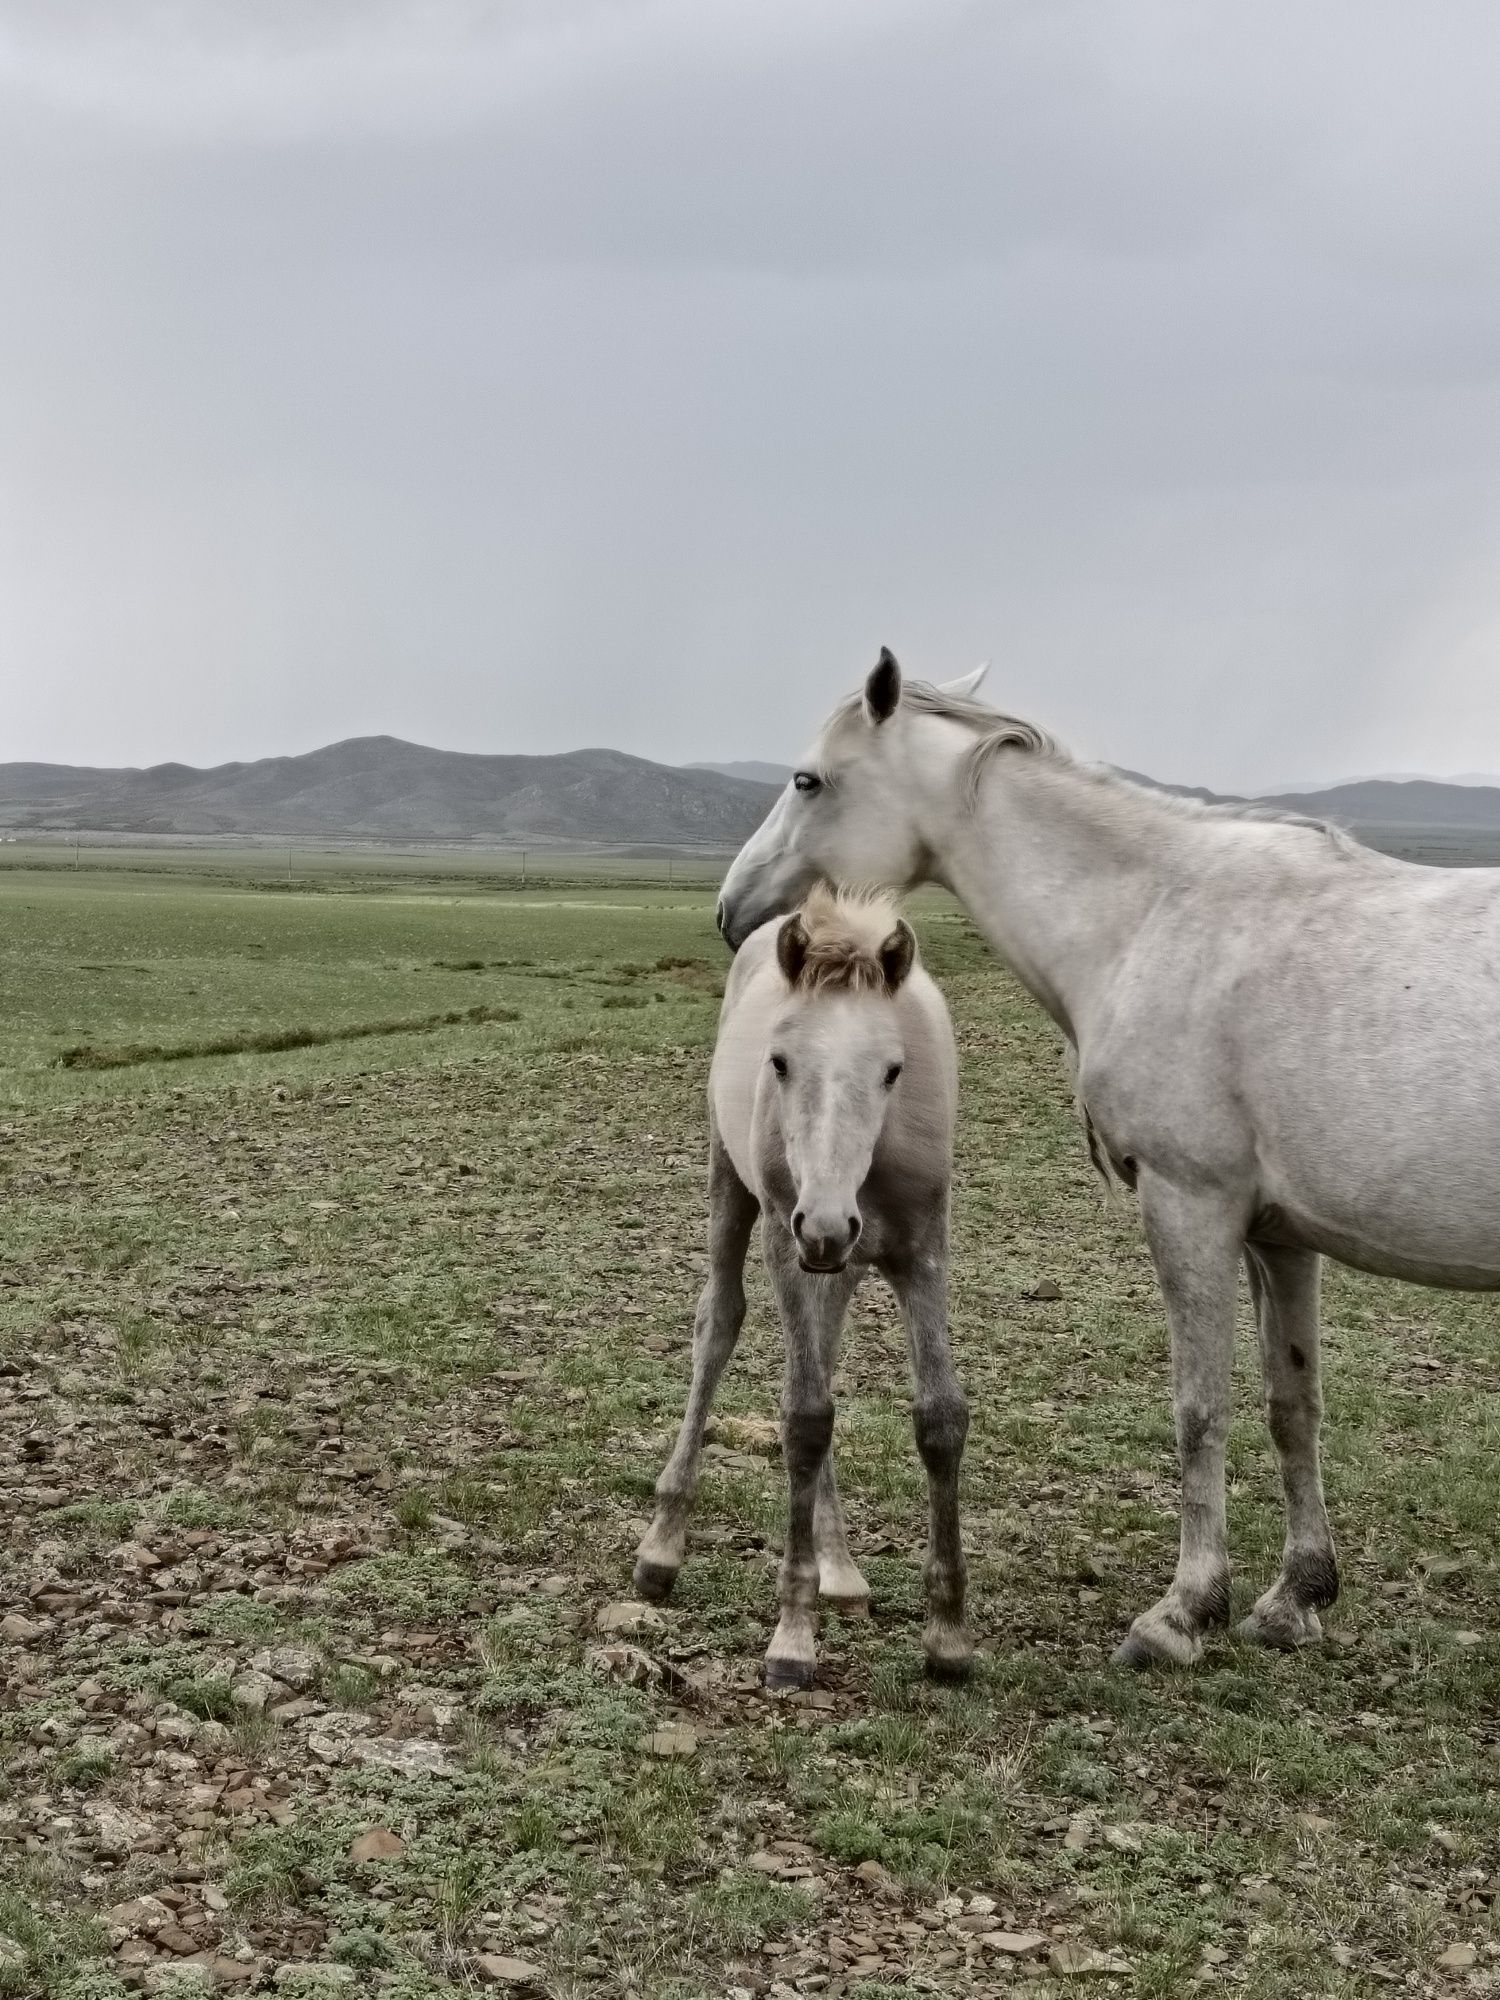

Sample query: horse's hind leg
[1239,1243,1337,1649]
[1114,1177,1242,1670]
[887,1229,973,1680]
[763,1225,858,1690]
[633,1127,757,1602]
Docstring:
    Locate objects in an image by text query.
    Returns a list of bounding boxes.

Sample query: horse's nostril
[792,1209,806,1238]
[848,1216,861,1240]
[715,899,727,936]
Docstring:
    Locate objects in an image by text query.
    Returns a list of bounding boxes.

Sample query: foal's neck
[936,754,1183,1042]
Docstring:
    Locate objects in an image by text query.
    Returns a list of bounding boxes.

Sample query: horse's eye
[770,1053,788,1078]
[884,1063,903,1088]
[792,771,822,794]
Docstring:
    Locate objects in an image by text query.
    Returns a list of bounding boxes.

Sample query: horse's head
[717,650,988,949]
[762,887,917,1274]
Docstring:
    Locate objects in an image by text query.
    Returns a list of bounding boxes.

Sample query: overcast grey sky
[4,1,1500,791]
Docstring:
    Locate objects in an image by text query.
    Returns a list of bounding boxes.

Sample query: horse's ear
[880,920,917,992]
[863,646,902,725]
[777,914,810,985]
[937,662,989,700]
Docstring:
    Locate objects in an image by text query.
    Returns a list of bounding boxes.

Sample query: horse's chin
[797,1255,849,1276]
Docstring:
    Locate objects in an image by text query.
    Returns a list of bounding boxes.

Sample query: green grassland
[1,859,1498,1998]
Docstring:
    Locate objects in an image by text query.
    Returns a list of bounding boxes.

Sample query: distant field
[2,858,1499,1998]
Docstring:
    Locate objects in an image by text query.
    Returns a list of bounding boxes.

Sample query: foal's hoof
[923,1622,975,1682]
[821,1591,872,1621]
[631,1558,679,1604]
[764,1654,816,1693]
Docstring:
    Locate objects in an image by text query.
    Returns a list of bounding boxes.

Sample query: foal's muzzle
[793,1207,861,1274]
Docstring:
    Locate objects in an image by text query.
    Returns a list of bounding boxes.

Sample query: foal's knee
[783,1399,835,1478]
[913,1388,968,1473]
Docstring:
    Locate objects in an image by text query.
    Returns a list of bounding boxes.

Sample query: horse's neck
[936,757,1181,1040]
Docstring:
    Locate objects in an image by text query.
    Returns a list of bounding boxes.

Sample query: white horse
[717,649,1500,1670]
[634,885,973,1689]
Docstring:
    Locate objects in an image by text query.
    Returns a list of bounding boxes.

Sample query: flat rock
[349,1735,456,1777]
[1437,1944,1478,1970]
[348,1825,406,1863]
[1049,1944,1132,1977]
[249,1646,321,1691]
[984,1932,1047,1957]
[474,1957,546,1989]
[0,1612,47,1643]
[594,1601,666,1637]
[646,1723,698,1758]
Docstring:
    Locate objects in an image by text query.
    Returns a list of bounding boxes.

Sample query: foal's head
[766,885,918,1274]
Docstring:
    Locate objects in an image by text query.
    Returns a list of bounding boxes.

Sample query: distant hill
[1257,777,1500,828]
[0,737,780,847]
[687,759,794,787]
[8,734,1500,847]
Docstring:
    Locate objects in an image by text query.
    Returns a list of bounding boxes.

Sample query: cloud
[3,0,1500,789]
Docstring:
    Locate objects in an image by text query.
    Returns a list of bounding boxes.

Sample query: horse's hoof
[1237,1602,1323,1651]
[764,1655,816,1693]
[821,1592,872,1620]
[631,1559,679,1604]
[1111,1622,1202,1671]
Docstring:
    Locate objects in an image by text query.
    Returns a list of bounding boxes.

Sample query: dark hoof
[631,1559,678,1604]
[924,1650,974,1684]
[764,1655,816,1693]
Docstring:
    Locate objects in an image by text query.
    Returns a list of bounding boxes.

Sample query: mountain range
[5,736,1500,846]
[0,737,778,847]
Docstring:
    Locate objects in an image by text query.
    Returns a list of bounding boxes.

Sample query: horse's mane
[792,883,905,993]
[831,679,1359,857]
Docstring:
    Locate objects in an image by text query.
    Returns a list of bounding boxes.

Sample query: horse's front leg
[886,1228,973,1680]
[1114,1177,1243,1669]
[763,1224,856,1690]
[633,1128,758,1602]
[811,1302,871,1614]
[1240,1243,1338,1648]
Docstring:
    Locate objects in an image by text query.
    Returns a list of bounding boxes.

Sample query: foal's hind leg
[1239,1244,1338,1649]
[633,1129,758,1602]
[814,1383,871,1613]
[887,1229,973,1680]
[763,1224,859,1690]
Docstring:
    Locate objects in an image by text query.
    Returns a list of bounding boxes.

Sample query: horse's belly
[1255,1170,1500,1290]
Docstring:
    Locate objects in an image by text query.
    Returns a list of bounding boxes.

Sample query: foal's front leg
[763,1224,858,1690]
[1114,1177,1243,1670]
[887,1230,973,1680]
[633,1129,758,1602]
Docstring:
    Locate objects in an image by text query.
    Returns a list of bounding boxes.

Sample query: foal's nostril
[792,1209,807,1239]
[848,1216,861,1241]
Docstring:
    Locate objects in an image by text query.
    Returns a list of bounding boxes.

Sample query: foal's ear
[863,646,902,725]
[880,920,917,992]
[777,914,810,986]
[937,662,989,700]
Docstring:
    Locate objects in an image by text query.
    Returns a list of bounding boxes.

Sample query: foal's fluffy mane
[793,883,905,993]
[828,677,1358,857]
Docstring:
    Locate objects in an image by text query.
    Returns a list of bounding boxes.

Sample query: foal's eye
[792,771,822,795]
[884,1063,903,1088]
[770,1053,788,1078]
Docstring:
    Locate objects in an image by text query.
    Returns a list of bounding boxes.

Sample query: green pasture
[1,858,1497,1998]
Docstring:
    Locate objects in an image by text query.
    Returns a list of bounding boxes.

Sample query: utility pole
[520,849,527,890]
[73,832,80,871]
[286,847,292,887]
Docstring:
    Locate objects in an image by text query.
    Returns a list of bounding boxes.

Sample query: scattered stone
[0,1612,46,1643]
[474,1957,546,1989]
[349,1825,406,1863]
[0,1939,27,1978]
[1296,1813,1335,1836]
[1049,1943,1131,1977]
[1103,1823,1143,1853]
[249,1645,321,1691]
[594,1600,666,1637]
[1455,1631,1484,1648]
[229,1669,280,1714]
[984,1932,1047,1958]
[349,1736,456,1777]
[646,1723,698,1758]
[1028,1278,1063,1301]
[1437,1943,1478,1970]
